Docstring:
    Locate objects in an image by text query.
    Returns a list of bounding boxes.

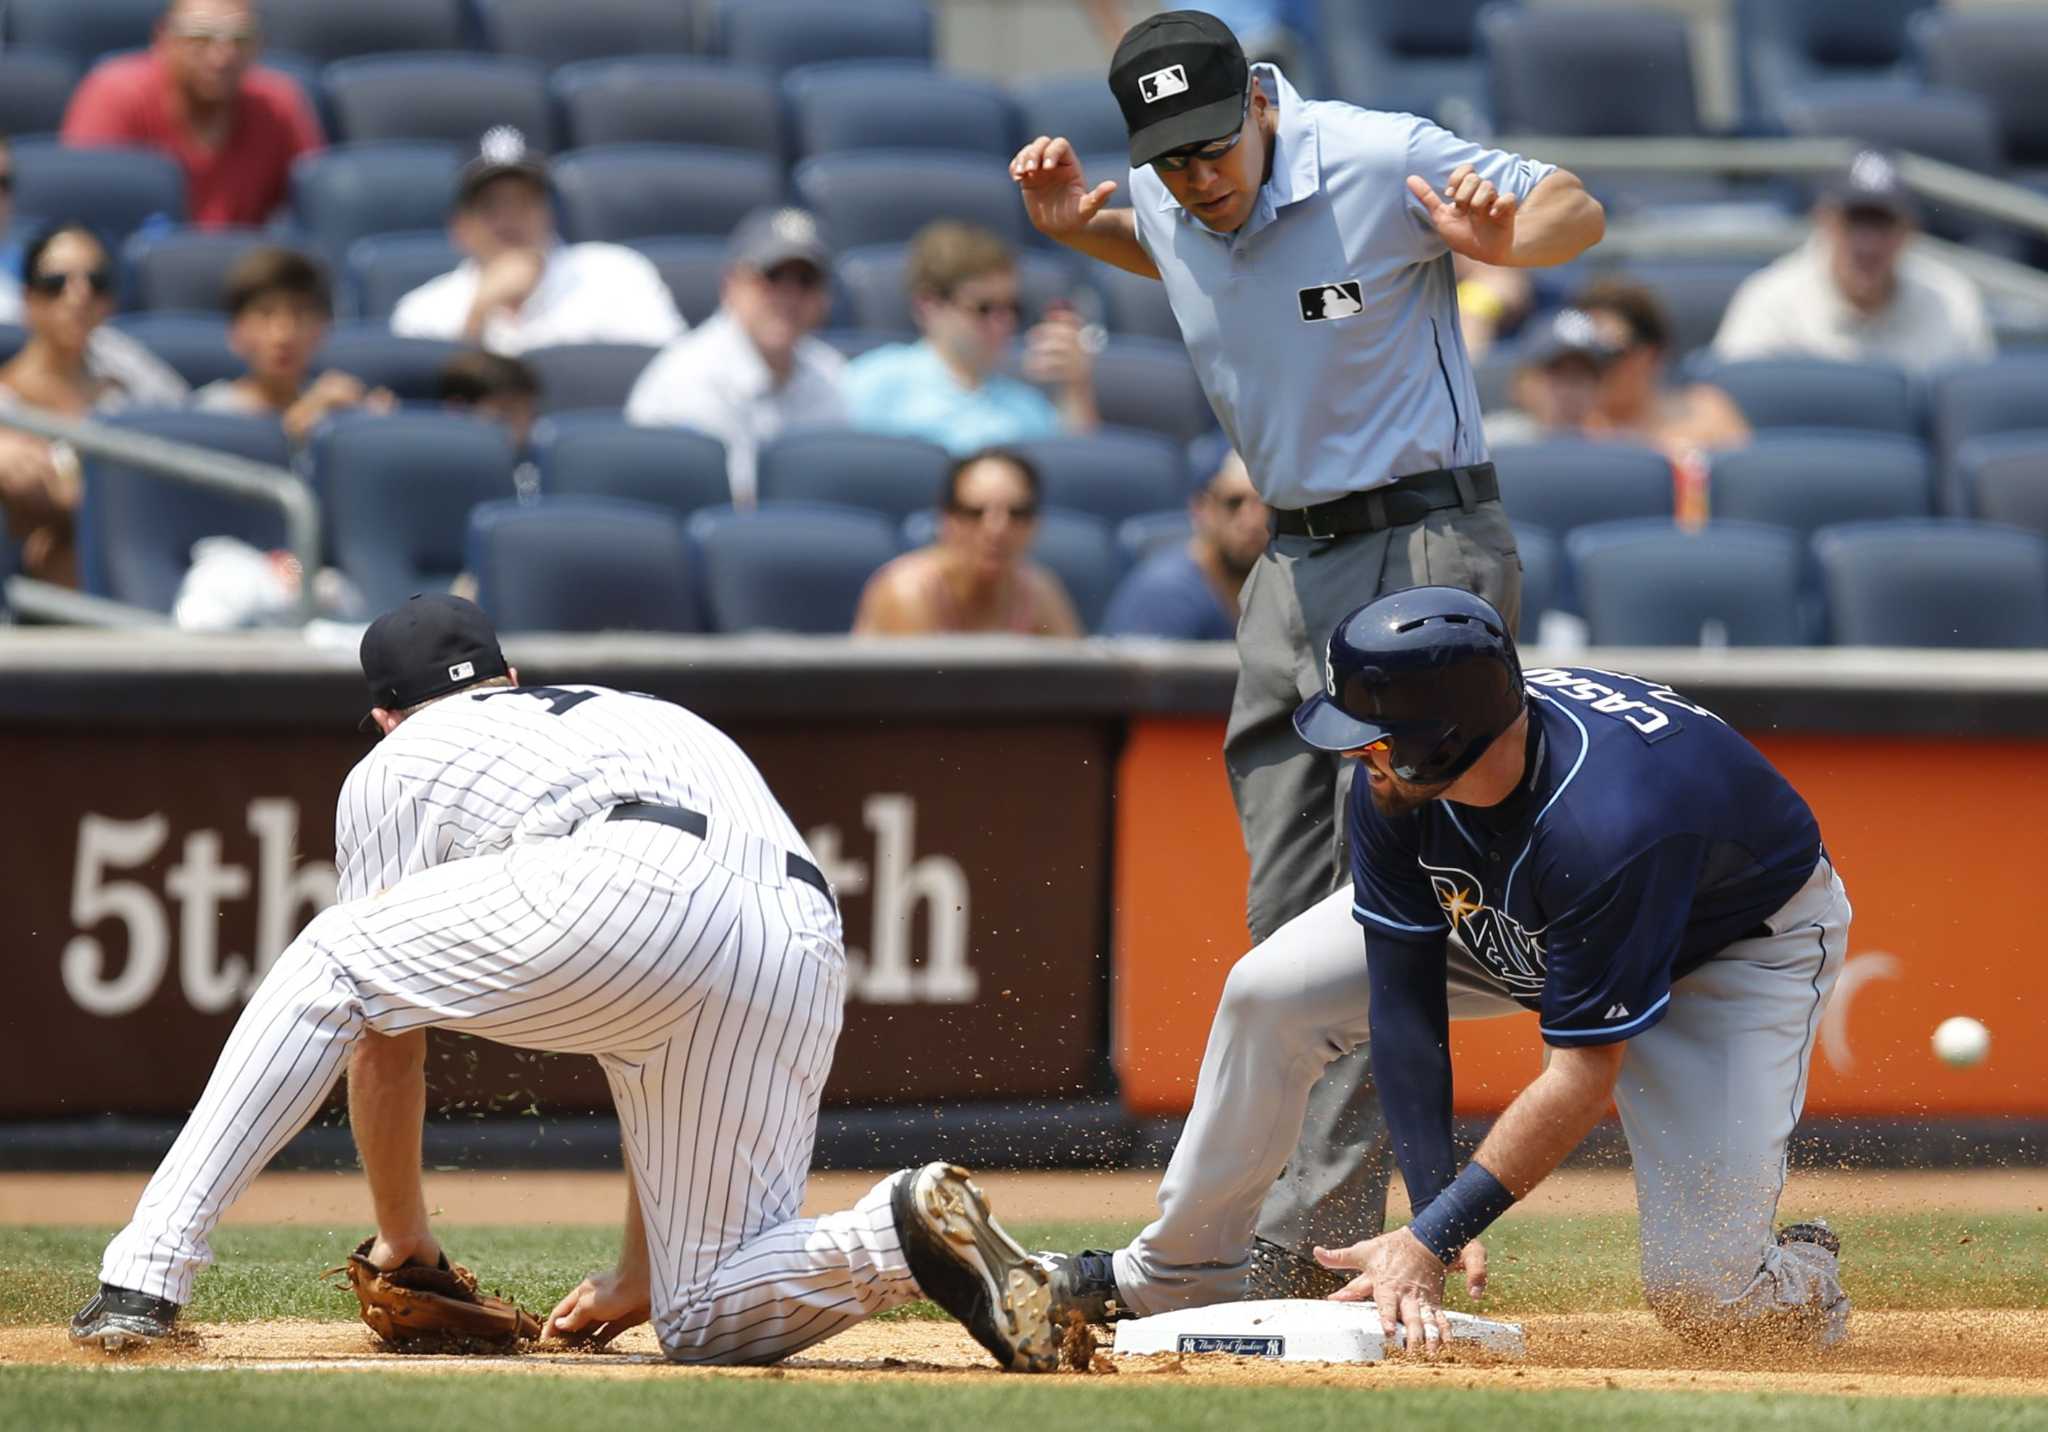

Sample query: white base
[1109,1299,1526,1363]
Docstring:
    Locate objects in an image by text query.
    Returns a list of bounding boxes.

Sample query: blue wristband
[1407,1163,1516,1262]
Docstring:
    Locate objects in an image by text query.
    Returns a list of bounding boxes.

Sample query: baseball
[1932,1016,1990,1068]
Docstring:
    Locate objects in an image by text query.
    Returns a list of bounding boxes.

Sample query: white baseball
[1932,1016,1990,1068]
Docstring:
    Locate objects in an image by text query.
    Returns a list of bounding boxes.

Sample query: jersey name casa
[1348,666,1822,1046]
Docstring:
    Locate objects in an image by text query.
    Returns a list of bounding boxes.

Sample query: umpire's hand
[1011,136,1120,237]
[1407,164,1521,266]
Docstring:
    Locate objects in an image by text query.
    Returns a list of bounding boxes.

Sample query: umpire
[1012,11,1604,1293]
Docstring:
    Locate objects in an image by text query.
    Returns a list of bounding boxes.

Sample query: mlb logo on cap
[1139,64,1189,103]
[449,661,476,682]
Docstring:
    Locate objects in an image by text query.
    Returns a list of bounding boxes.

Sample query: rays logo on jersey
[1421,858,1547,998]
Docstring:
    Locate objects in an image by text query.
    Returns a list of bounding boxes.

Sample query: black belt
[609,802,834,904]
[1270,463,1499,539]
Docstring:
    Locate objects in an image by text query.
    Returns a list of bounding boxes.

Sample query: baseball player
[73,595,1059,1371]
[1012,10,1607,1292]
[1047,587,1850,1351]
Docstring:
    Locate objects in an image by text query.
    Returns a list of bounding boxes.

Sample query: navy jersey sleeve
[1537,835,1705,1047]
[1347,781,1451,945]
[1366,935,1460,1213]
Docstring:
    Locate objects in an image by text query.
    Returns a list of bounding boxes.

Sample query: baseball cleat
[70,1284,179,1352]
[1777,1219,1842,1258]
[1038,1248,1125,1325]
[892,1162,1057,1373]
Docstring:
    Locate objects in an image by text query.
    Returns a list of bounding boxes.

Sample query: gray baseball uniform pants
[1226,498,1522,1281]
[1113,857,1852,1347]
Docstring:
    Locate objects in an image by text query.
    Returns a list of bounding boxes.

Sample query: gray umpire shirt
[1128,66,1555,511]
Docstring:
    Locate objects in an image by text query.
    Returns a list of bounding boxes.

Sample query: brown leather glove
[328,1237,541,1351]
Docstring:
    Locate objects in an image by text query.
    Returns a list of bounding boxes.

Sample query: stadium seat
[755,429,950,520]
[532,414,733,517]
[834,243,1077,333]
[1319,0,1494,127]
[787,62,1018,160]
[1736,0,1931,132]
[552,146,784,244]
[1813,519,2048,647]
[520,343,659,414]
[1116,509,1193,568]
[1567,519,1807,646]
[899,505,1121,632]
[345,232,461,321]
[79,412,294,612]
[1708,434,1933,539]
[795,153,1028,250]
[712,0,934,76]
[1915,11,2048,178]
[1091,263,1180,343]
[689,502,899,632]
[0,48,80,139]
[322,55,553,150]
[0,325,25,366]
[4,0,157,71]
[1931,357,2048,495]
[1511,522,1559,640]
[1614,261,1768,360]
[313,324,466,403]
[11,140,183,240]
[1010,431,1186,525]
[1076,152,1134,209]
[312,411,520,610]
[1481,8,1702,137]
[473,0,698,66]
[1701,358,1918,436]
[1954,432,2048,535]
[104,312,240,388]
[292,143,462,258]
[1780,90,2001,177]
[467,496,703,634]
[126,229,279,313]
[1491,440,1674,538]
[626,237,728,327]
[1014,73,1131,158]
[552,59,785,157]
[257,0,466,66]
[1091,338,1215,444]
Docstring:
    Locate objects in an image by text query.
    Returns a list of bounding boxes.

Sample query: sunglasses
[28,267,114,299]
[948,501,1039,523]
[169,20,257,45]
[761,261,826,290]
[1153,93,1251,173]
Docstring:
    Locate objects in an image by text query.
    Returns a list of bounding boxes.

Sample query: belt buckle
[1299,504,1334,541]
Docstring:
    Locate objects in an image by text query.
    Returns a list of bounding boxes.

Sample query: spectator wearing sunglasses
[853,447,1082,636]
[842,222,1098,454]
[61,0,322,230]
[1103,445,1267,639]
[627,207,845,506]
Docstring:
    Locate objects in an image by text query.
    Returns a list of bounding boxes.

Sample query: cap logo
[1298,281,1364,323]
[448,661,475,682]
[1849,150,1896,191]
[478,126,527,165]
[770,208,818,245]
[1325,636,1339,698]
[1138,64,1189,104]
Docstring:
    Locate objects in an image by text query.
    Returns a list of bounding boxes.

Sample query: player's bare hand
[546,1267,651,1348]
[1011,136,1119,237]
[1407,164,1519,266]
[1450,1235,1487,1301]
[1314,1227,1450,1354]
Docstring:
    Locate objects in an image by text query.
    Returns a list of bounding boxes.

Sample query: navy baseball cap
[455,125,548,209]
[1825,149,1918,223]
[1524,308,1625,368]
[359,594,509,729]
[727,206,831,273]
[1109,9,1250,168]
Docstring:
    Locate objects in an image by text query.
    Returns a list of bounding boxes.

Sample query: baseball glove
[328,1237,542,1351]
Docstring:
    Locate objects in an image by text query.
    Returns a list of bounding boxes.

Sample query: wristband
[1407,1162,1516,1262]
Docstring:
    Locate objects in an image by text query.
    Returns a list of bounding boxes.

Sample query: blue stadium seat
[1014,73,1130,157]
[1736,0,1931,133]
[12,140,182,240]
[755,429,950,520]
[1512,522,1559,640]
[1116,509,1193,568]
[1567,519,1807,646]
[834,243,1077,333]
[125,229,281,313]
[1319,0,1495,127]
[689,502,899,632]
[899,504,1121,632]
[292,143,462,257]
[0,325,26,366]
[1780,90,2001,176]
[467,496,702,634]
[1613,260,1768,359]
[1955,432,2048,536]
[313,411,519,610]
[322,55,553,150]
[0,48,80,139]
[474,0,698,66]
[552,59,785,156]
[788,62,1018,159]
[552,145,783,244]
[4,0,157,71]
[1492,440,1674,537]
[1091,338,1215,444]
[105,312,240,388]
[79,412,293,611]
[1092,263,1179,343]
[258,0,467,66]
[1701,358,1918,436]
[345,232,461,321]
[712,0,934,76]
[1813,519,2048,647]
[313,323,466,402]
[533,414,733,516]
[795,153,1028,250]
[627,237,728,327]
[1076,151,1134,210]
[1708,434,1933,539]
[520,343,659,414]
[1931,357,2048,496]
[1915,10,2048,179]
[1481,8,1702,137]
[1010,431,1186,525]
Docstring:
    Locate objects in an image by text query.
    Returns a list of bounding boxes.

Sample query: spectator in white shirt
[626,207,844,506]
[390,126,684,356]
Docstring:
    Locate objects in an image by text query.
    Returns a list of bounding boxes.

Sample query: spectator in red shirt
[60,0,323,230]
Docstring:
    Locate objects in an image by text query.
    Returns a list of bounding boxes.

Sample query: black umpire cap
[1109,9,1249,168]
[359,594,509,729]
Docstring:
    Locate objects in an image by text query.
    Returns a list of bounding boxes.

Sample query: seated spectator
[842,222,1097,454]
[1485,308,1617,447]
[1712,150,1994,374]
[626,207,844,506]
[1454,255,1535,360]
[0,223,187,585]
[0,138,20,323]
[195,247,394,443]
[853,447,1082,636]
[392,128,685,356]
[439,349,541,451]
[1103,447,1267,639]
[1575,278,1749,460]
[60,0,322,229]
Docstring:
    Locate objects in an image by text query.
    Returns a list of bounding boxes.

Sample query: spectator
[853,447,1082,636]
[391,128,685,356]
[1103,447,1267,639]
[1575,278,1749,459]
[439,350,541,451]
[1486,308,1618,446]
[842,222,1097,454]
[1713,151,1994,375]
[626,207,844,506]
[0,138,20,323]
[60,0,323,230]
[195,247,394,443]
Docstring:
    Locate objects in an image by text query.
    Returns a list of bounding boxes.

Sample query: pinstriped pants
[101,817,921,1364]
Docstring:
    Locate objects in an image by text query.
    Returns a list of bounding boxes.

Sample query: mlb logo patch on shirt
[1139,64,1189,103]
[1299,281,1365,322]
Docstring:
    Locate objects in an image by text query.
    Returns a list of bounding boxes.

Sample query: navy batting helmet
[1292,586,1524,782]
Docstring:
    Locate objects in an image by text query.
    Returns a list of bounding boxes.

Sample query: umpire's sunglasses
[1152,93,1251,173]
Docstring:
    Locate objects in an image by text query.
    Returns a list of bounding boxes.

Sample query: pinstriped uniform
[101,685,922,1364]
